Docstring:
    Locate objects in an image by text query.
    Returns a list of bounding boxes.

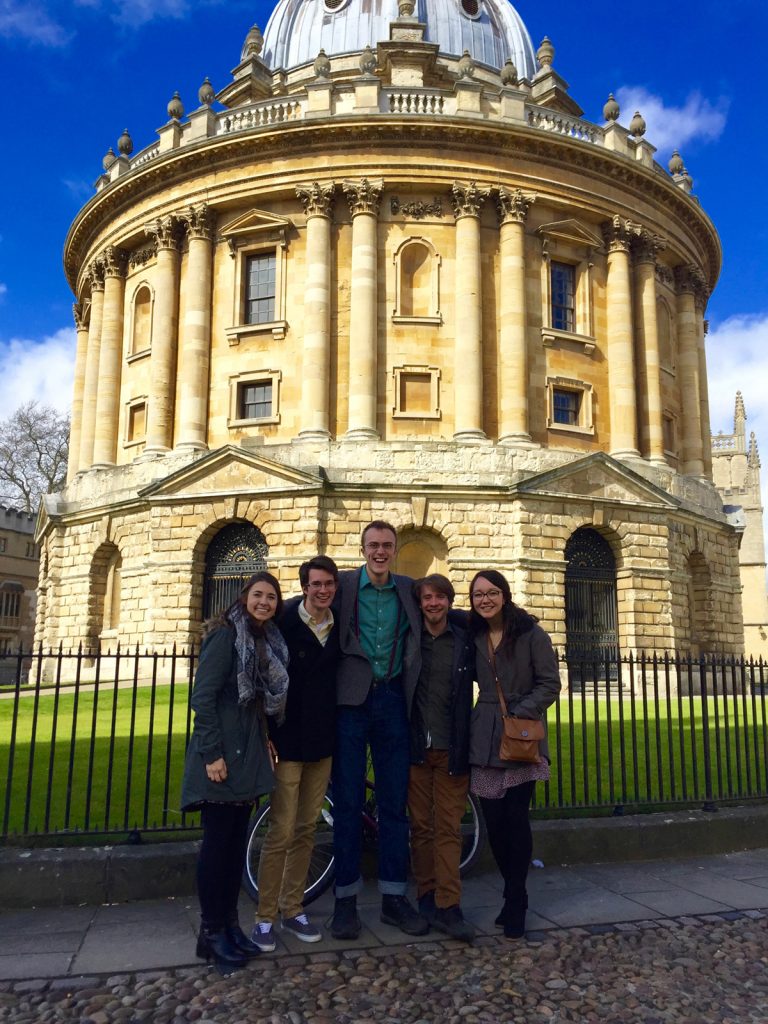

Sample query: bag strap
[487,633,509,721]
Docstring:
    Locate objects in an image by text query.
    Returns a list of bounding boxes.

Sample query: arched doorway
[203,522,269,619]
[395,528,448,580]
[564,527,619,669]
[687,551,713,655]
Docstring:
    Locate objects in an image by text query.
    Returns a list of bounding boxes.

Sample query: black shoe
[331,896,362,940]
[225,924,262,958]
[432,905,475,944]
[418,890,436,925]
[502,901,527,940]
[494,904,507,928]
[380,895,429,936]
[196,927,246,973]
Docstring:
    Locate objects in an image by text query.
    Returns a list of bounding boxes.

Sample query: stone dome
[261,0,536,76]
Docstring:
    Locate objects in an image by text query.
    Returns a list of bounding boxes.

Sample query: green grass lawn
[2,681,768,839]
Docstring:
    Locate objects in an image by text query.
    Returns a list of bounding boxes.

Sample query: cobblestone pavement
[0,912,765,1024]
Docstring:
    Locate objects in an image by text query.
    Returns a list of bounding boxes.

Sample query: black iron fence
[1,646,767,842]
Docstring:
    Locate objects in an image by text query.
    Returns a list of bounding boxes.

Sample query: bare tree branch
[0,401,70,513]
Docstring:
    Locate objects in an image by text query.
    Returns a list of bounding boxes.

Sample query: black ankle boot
[196,927,247,971]
[225,923,262,958]
[501,895,528,940]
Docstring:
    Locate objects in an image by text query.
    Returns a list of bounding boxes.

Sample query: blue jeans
[332,679,410,896]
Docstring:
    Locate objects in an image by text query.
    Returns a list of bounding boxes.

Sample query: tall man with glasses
[330,520,428,939]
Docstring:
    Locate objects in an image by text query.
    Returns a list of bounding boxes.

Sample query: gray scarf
[229,602,290,725]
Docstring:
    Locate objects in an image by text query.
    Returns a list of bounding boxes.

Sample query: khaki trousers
[408,750,469,908]
[256,756,332,922]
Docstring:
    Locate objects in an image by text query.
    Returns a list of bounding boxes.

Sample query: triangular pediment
[139,446,323,500]
[513,452,679,507]
[219,208,294,244]
[537,218,602,249]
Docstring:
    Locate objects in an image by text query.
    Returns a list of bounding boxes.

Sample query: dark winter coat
[468,620,561,768]
[269,597,340,762]
[409,618,474,775]
[180,625,275,810]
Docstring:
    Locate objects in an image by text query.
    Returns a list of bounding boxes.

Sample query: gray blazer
[335,567,422,715]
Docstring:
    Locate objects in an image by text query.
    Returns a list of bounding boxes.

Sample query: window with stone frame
[245,252,277,325]
[220,208,291,344]
[125,398,147,446]
[550,262,576,333]
[538,219,601,352]
[228,370,281,427]
[392,364,441,419]
[662,412,677,455]
[546,376,594,435]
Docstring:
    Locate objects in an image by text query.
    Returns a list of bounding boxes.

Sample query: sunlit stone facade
[38,0,744,656]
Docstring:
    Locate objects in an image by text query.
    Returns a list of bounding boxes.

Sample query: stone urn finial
[537,36,554,70]
[117,128,133,156]
[668,149,684,175]
[167,91,184,121]
[603,93,620,122]
[314,48,331,79]
[457,49,475,79]
[198,77,215,107]
[398,0,415,16]
[102,147,117,172]
[500,58,518,87]
[359,44,377,76]
[241,24,263,60]
[629,110,647,138]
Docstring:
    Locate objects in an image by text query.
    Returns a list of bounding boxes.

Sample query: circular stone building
[40,0,742,658]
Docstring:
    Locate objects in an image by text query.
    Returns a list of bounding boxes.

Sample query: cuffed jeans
[332,679,410,896]
[408,750,469,908]
[256,756,332,922]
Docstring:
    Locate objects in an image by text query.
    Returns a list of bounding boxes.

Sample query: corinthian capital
[601,214,638,253]
[145,214,184,251]
[451,181,490,219]
[631,229,666,266]
[342,178,383,217]
[87,259,105,292]
[102,246,128,278]
[73,302,86,331]
[674,263,708,308]
[296,181,336,218]
[183,203,215,241]
[496,187,536,225]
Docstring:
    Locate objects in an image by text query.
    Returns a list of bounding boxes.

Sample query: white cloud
[0,0,70,45]
[615,86,728,156]
[0,328,76,414]
[74,0,190,27]
[0,283,7,299]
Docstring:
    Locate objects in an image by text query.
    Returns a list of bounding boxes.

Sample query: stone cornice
[64,117,721,294]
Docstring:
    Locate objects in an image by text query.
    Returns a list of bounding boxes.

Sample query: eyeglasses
[306,581,336,590]
[364,542,396,551]
[471,588,503,602]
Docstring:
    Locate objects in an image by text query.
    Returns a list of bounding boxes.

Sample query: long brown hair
[468,569,535,652]
[204,571,283,635]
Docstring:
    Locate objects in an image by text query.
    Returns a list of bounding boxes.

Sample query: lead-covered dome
[261,0,536,76]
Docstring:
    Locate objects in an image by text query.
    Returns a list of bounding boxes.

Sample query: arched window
[103,551,122,632]
[131,285,152,356]
[564,528,618,672]
[203,522,269,620]
[393,238,441,323]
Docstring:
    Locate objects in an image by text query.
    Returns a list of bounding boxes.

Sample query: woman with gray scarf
[181,572,290,974]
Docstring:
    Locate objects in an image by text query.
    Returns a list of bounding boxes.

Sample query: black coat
[409,619,474,775]
[180,625,275,810]
[269,597,340,762]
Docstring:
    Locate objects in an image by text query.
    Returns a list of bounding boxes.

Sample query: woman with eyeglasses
[181,572,289,974]
[467,570,560,939]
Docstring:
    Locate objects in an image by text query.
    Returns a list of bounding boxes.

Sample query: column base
[136,446,171,462]
[343,428,379,441]
[90,461,116,471]
[174,441,209,454]
[610,448,642,460]
[453,430,490,445]
[294,430,332,443]
[648,456,669,468]
[498,432,538,450]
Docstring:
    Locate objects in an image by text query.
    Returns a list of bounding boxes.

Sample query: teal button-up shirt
[357,567,408,681]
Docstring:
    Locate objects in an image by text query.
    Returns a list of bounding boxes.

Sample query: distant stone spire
[748,431,761,469]
[734,391,747,452]
[735,390,746,423]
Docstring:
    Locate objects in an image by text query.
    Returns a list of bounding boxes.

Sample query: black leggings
[197,802,252,931]
[479,781,535,907]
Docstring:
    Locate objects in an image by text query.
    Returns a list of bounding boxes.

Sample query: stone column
[452,182,490,442]
[67,301,90,480]
[177,204,214,451]
[296,182,335,441]
[143,216,182,456]
[632,231,666,465]
[343,178,382,440]
[92,247,128,468]
[698,305,713,480]
[602,216,639,457]
[496,188,535,446]
[78,262,105,471]
[675,265,706,477]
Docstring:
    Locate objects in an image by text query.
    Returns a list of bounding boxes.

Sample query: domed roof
[261,0,536,76]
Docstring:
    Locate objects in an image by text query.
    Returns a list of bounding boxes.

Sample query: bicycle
[242,772,487,906]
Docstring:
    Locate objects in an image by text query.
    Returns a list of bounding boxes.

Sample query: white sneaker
[250,920,276,952]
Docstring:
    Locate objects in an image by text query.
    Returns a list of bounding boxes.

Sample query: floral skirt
[470,759,550,800]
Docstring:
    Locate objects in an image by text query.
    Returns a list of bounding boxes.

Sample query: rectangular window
[128,402,146,443]
[553,388,580,426]
[0,538,6,553]
[663,414,676,454]
[25,542,36,558]
[239,381,273,420]
[245,252,276,325]
[550,262,576,332]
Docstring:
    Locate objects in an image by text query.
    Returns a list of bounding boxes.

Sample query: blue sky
[0,0,766,463]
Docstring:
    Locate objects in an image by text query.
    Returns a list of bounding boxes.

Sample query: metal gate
[564,527,619,672]
[202,522,269,620]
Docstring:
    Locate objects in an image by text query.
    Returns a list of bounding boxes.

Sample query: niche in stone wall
[395,527,448,579]
[392,237,442,324]
[128,283,153,359]
[687,550,713,655]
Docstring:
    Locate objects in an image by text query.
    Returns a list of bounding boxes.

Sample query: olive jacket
[468,621,561,769]
[180,625,275,810]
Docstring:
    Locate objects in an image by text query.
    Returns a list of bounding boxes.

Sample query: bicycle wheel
[458,790,486,876]
[241,793,336,907]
